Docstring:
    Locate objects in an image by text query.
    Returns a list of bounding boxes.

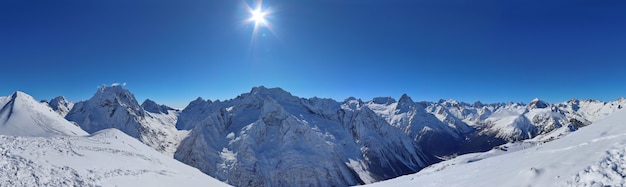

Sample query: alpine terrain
[0,90,230,186]
[1,86,623,187]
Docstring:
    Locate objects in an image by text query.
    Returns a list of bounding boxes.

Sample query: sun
[243,0,276,49]
[250,8,267,25]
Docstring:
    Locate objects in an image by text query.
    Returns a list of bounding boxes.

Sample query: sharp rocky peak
[49,96,70,106]
[396,94,416,112]
[50,96,68,103]
[48,95,74,116]
[94,85,139,105]
[78,85,145,119]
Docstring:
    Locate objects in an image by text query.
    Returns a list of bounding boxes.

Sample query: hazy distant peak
[371,96,396,105]
[344,96,358,102]
[528,98,548,109]
[473,101,484,107]
[249,86,293,98]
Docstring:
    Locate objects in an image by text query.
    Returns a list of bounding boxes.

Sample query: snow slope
[0,91,87,137]
[362,108,626,187]
[0,128,230,186]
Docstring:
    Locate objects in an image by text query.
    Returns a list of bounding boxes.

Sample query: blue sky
[1,0,625,108]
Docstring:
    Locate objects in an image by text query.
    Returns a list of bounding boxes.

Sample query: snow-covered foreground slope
[362,108,626,187]
[0,128,230,186]
[0,91,87,137]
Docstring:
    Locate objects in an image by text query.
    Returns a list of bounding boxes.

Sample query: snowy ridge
[172,87,623,186]
[0,91,87,137]
[66,85,186,156]
[365,95,469,157]
[175,86,432,186]
[362,108,626,187]
[0,128,230,186]
[8,86,623,187]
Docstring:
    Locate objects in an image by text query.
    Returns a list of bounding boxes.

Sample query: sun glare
[244,0,277,50]
[250,8,266,25]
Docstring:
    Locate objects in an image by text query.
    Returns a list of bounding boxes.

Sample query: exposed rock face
[174,86,432,187]
[48,96,74,117]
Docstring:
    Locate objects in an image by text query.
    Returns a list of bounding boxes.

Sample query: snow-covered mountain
[103,86,620,186]
[0,91,87,137]
[0,91,230,186]
[362,105,626,187]
[142,98,177,114]
[363,95,625,157]
[174,86,433,186]
[365,95,473,156]
[12,85,623,187]
[66,85,187,156]
[47,96,74,117]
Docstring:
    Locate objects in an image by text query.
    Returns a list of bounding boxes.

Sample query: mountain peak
[344,96,358,102]
[67,86,146,138]
[10,91,28,100]
[49,95,74,117]
[93,85,139,106]
[98,84,125,93]
[473,101,484,107]
[529,98,549,109]
[396,94,415,112]
[249,86,293,98]
[1,91,88,137]
[398,94,414,104]
[371,96,397,105]
[49,96,69,106]
[142,99,174,114]
[51,95,67,101]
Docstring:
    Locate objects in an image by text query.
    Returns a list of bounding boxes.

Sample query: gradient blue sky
[1,0,625,108]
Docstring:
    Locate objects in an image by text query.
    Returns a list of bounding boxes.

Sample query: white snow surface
[0,91,87,137]
[0,128,230,186]
[362,108,626,187]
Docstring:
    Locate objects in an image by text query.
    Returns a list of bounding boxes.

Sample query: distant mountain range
[2,85,624,186]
